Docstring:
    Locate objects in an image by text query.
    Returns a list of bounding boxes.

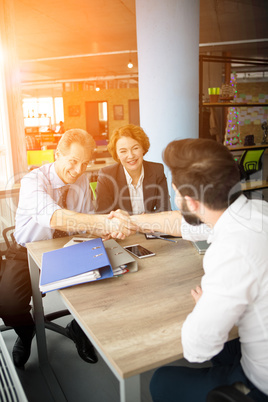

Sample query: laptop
[191,240,210,255]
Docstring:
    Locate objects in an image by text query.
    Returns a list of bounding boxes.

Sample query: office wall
[62,88,139,137]
[236,82,268,144]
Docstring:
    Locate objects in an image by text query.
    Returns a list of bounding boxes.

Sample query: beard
[180,198,203,226]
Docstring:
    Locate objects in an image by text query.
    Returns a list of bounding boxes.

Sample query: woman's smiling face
[116,136,144,174]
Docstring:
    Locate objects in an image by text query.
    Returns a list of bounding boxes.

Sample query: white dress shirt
[15,163,93,246]
[181,195,268,395]
[123,166,145,215]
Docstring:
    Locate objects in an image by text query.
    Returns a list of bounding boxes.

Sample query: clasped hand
[106,209,138,239]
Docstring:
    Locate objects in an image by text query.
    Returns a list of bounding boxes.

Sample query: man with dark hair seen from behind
[131,139,268,401]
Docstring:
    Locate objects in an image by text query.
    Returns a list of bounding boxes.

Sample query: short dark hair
[163,139,241,210]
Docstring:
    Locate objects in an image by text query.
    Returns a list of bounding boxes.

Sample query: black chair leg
[44,309,71,338]
[0,309,71,337]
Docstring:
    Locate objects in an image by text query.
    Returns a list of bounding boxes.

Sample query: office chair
[2,225,16,249]
[239,149,265,181]
[27,149,55,168]
[207,385,254,402]
[0,226,71,338]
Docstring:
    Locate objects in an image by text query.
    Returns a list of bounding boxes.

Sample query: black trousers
[150,339,268,402]
[0,244,34,327]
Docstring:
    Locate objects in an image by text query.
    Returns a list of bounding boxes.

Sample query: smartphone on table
[124,244,155,259]
[145,232,180,239]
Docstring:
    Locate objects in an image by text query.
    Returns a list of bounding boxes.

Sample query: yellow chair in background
[239,149,265,181]
[27,150,55,166]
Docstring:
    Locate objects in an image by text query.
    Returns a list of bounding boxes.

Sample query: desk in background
[25,155,114,172]
[227,144,268,152]
[86,157,115,181]
[86,157,115,173]
[0,183,21,200]
[241,180,268,192]
[26,234,238,402]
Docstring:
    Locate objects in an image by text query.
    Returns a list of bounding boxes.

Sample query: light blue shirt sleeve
[14,164,93,246]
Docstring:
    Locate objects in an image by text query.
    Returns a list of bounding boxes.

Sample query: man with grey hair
[0,128,135,369]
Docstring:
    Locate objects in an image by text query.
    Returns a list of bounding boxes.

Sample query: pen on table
[153,235,177,243]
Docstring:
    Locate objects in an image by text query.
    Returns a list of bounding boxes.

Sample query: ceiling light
[127,60,133,69]
[95,86,100,91]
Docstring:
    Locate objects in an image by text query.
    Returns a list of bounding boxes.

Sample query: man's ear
[55,150,60,160]
[184,195,199,213]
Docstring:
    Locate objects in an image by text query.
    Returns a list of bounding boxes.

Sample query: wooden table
[26,234,205,401]
[0,183,21,199]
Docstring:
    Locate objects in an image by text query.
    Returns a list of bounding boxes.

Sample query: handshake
[104,209,141,240]
[62,208,180,240]
[101,209,179,240]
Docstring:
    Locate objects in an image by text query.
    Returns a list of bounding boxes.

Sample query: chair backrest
[2,226,16,251]
[27,150,55,166]
[90,181,97,200]
[239,149,265,180]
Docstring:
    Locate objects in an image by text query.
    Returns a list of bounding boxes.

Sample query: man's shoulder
[22,163,53,182]
[218,197,268,247]
[228,196,268,225]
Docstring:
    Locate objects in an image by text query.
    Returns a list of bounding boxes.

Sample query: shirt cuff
[36,204,61,228]
[181,217,211,241]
